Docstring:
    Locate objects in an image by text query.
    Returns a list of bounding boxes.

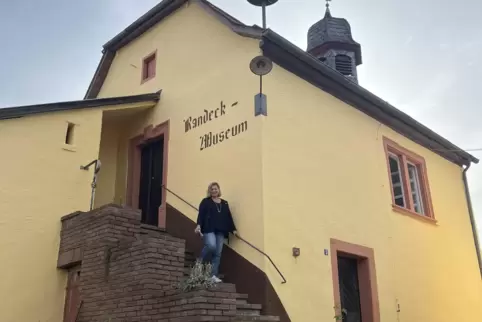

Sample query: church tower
[307,1,362,83]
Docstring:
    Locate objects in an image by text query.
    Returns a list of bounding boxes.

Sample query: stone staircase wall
[57,204,280,322]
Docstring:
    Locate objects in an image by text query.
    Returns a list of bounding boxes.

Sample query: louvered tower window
[335,55,353,76]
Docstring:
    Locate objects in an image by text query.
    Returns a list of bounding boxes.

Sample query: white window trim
[407,162,425,215]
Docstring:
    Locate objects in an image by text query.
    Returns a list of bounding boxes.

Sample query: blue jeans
[199,232,224,276]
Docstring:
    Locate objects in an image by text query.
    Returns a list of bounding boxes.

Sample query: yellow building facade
[0,1,480,321]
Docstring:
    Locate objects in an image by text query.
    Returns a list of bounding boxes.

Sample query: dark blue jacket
[197,197,236,238]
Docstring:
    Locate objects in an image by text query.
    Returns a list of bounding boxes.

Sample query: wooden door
[138,138,164,226]
[63,266,81,322]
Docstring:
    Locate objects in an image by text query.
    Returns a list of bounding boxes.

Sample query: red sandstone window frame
[141,51,156,83]
[383,137,435,221]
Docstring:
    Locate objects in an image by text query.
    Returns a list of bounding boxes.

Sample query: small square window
[142,52,156,82]
[65,122,75,145]
[384,137,434,219]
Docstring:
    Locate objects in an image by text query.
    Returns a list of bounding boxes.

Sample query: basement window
[142,52,156,82]
[65,122,75,145]
[384,137,434,220]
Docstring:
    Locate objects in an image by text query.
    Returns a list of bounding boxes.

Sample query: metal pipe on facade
[80,159,102,211]
[462,164,482,278]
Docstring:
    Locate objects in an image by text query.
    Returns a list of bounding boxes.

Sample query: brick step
[182,266,225,279]
[209,282,236,292]
[237,303,262,316]
[177,281,236,294]
[237,303,262,310]
[237,310,262,317]
[236,293,249,300]
[182,250,279,321]
[231,316,280,321]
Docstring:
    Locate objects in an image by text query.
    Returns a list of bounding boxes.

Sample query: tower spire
[325,0,331,16]
[307,0,363,83]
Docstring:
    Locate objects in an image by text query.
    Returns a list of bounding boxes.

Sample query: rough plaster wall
[0,109,103,321]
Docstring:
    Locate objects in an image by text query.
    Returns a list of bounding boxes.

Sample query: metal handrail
[162,185,286,284]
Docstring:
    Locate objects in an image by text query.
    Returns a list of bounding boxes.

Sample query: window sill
[392,204,438,225]
[62,144,77,152]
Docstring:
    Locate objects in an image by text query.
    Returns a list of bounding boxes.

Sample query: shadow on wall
[165,203,290,322]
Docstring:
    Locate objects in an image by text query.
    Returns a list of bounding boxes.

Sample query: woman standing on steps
[195,182,237,283]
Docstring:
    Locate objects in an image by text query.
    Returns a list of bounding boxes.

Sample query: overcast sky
[1,0,481,242]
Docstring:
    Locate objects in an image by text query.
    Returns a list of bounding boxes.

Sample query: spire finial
[325,0,332,16]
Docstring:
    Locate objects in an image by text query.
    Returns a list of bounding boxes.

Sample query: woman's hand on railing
[194,225,203,237]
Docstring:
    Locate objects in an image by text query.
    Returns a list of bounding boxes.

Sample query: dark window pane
[389,157,398,172]
[394,196,405,207]
[389,154,405,207]
[391,173,401,184]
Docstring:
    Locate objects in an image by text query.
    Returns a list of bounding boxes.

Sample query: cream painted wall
[261,62,482,321]
[94,119,119,207]
[91,1,481,321]
[0,109,103,322]
[97,3,267,267]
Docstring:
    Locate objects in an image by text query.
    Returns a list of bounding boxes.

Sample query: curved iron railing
[162,185,287,284]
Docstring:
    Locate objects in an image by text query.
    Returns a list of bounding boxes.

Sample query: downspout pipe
[462,163,482,278]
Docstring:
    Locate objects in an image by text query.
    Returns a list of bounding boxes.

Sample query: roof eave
[84,50,116,99]
[104,0,184,51]
[103,0,261,52]
[0,93,161,121]
[85,0,261,100]
[261,30,478,166]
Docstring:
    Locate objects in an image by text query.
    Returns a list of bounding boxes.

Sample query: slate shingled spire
[307,0,362,83]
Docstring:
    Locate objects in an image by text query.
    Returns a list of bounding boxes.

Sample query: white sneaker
[211,276,222,283]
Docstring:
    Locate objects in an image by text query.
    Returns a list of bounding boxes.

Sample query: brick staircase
[57,204,279,322]
[183,250,279,321]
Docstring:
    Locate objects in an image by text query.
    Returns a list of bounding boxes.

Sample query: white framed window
[384,137,434,219]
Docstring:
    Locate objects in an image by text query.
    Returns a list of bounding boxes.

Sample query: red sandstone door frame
[126,121,169,228]
[330,238,380,322]
[63,266,81,322]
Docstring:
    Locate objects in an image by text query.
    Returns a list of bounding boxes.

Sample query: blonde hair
[207,182,222,197]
